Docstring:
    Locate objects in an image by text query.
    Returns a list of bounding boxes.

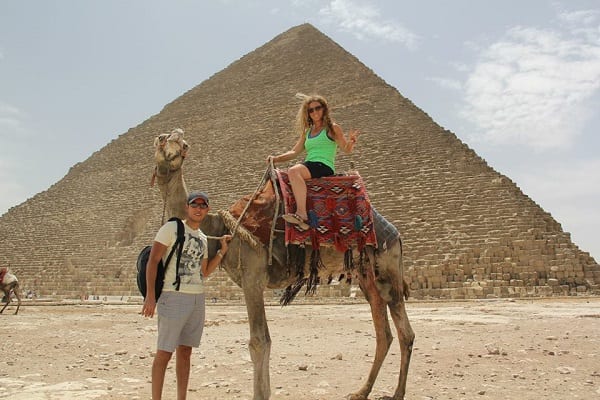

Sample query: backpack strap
[169,217,185,291]
[162,244,178,272]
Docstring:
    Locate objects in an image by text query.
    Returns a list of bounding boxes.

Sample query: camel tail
[399,236,409,300]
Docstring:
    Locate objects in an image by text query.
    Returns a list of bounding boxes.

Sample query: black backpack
[136,217,185,299]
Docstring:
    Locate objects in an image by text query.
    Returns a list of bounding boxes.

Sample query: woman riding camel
[267,94,360,230]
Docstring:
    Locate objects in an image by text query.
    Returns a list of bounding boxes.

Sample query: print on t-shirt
[179,233,206,284]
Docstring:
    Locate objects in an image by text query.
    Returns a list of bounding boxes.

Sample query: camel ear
[154,134,170,148]
[182,140,189,151]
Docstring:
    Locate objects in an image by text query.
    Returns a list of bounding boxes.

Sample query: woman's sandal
[282,213,310,230]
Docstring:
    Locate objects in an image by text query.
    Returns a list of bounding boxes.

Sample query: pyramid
[0,24,598,300]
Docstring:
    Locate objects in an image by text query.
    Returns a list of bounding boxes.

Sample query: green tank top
[304,128,337,172]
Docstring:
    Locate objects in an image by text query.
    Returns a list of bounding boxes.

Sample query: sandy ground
[0,297,599,400]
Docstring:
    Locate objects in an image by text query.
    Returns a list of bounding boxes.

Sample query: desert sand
[0,297,599,400]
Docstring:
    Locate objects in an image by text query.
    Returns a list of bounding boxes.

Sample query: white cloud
[318,0,418,49]
[557,8,599,26]
[426,77,462,91]
[0,102,21,115]
[460,11,600,150]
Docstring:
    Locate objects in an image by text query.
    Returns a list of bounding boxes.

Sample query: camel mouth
[163,152,182,162]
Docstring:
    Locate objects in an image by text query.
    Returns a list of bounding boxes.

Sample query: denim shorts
[157,291,205,352]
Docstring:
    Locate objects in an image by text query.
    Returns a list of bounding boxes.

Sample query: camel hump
[229,180,278,245]
[1,268,16,285]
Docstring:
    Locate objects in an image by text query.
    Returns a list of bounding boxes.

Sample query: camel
[151,131,415,400]
[0,267,22,315]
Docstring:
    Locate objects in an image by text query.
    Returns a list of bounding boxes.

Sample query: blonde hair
[294,94,334,138]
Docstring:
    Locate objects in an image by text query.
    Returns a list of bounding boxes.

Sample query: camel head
[154,128,189,176]
[152,128,190,220]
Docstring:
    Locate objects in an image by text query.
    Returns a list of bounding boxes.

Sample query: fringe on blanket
[306,248,324,295]
[287,244,305,279]
[279,244,325,305]
[279,244,375,306]
[279,277,307,306]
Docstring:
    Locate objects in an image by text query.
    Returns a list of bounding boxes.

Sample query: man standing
[141,191,231,400]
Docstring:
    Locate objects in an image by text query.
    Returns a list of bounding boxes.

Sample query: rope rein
[267,158,279,265]
[206,164,273,245]
[230,165,271,238]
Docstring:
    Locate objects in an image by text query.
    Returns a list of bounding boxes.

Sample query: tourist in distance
[267,94,360,230]
[141,191,231,400]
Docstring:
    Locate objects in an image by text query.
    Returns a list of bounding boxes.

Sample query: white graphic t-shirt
[154,220,208,294]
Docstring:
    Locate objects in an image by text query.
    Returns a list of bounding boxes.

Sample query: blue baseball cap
[187,191,209,205]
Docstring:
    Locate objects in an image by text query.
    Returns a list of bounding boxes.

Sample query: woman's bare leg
[287,163,311,220]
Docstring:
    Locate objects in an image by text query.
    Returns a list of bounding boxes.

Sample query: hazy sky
[1,1,599,260]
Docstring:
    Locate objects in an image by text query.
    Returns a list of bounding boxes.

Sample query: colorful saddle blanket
[276,170,377,252]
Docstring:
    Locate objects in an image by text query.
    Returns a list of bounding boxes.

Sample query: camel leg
[348,268,393,400]
[12,285,22,315]
[0,291,8,314]
[241,267,271,400]
[387,300,414,400]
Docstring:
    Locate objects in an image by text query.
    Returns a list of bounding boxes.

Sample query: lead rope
[205,164,271,243]
[267,159,280,265]
[205,166,271,275]
[230,164,271,239]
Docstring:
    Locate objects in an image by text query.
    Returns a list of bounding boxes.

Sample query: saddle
[229,168,378,304]
[228,178,281,246]
[229,168,377,254]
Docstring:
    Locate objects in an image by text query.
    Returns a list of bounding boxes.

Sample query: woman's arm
[332,124,359,154]
[267,133,305,164]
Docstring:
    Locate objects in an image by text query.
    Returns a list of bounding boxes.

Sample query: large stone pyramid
[0,24,598,300]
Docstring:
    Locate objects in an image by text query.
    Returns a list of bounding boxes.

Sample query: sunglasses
[307,105,323,114]
[189,202,208,209]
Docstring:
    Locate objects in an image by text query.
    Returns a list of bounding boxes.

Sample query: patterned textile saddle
[275,170,377,253]
[228,169,377,253]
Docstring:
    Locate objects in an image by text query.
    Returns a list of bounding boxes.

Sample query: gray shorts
[156,291,205,353]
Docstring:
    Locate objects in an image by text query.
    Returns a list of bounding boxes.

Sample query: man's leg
[152,349,173,400]
[176,345,193,400]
